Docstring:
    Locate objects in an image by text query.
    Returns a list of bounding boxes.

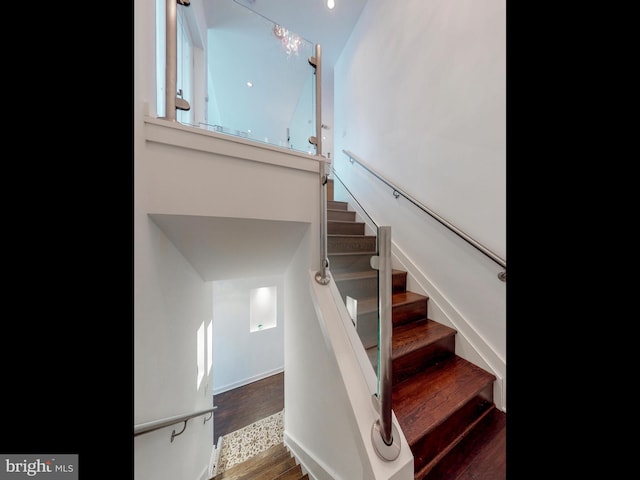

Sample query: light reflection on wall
[250,285,277,332]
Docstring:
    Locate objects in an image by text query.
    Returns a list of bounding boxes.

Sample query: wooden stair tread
[213,443,289,479]
[249,456,297,480]
[327,219,360,224]
[328,251,376,256]
[327,200,348,210]
[332,268,404,282]
[419,407,506,480]
[392,356,496,446]
[391,290,429,305]
[327,233,375,238]
[392,319,457,360]
[357,291,429,314]
[272,463,304,480]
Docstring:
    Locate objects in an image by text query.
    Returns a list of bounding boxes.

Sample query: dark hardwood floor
[213,372,284,441]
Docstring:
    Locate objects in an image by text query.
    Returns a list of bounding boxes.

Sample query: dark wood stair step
[327,200,348,210]
[392,356,496,476]
[392,291,429,325]
[250,456,297,480]
[273,463,305,480]
[357,291,429,318]
[420,407,506,480]
[327,208,356,222]
[328,220,365,235]
[392,319,457,385]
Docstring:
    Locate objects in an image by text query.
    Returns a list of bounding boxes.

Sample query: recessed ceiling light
[246,81,253,87]
[327,0,335,9]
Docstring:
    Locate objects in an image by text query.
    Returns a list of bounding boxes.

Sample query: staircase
[327,179,506,480]
[211,442,307,480]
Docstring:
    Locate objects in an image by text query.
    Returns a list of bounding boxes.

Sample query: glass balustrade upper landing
[182,0,317,155]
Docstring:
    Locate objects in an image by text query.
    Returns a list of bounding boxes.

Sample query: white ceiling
[149,214,310,281]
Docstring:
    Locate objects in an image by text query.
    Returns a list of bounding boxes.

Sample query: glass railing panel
[329,170,380,373]
[193,0,316,154]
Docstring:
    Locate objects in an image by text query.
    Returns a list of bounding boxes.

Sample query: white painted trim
[144,116,327,173]
[285,431,340,480]
[208,436,224,479]
[197,464,209,480]
[212,367,284,396]
[392,244,506,412]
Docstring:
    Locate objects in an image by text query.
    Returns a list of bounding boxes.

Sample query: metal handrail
[134,407,216,442]
[342,150,506,280]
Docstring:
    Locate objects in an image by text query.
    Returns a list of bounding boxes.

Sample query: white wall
[333,0,506,409]
[134,217,214,480]
[334,0,506,256]
[212,275,285,394]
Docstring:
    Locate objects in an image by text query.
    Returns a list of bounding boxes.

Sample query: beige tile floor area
[213,409,284,476]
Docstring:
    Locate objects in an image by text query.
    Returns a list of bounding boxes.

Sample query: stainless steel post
[164,0,177,121]
[315,160,330,285]
[311,43,329,285]
[308,44,323,156]
[371,226,400,460]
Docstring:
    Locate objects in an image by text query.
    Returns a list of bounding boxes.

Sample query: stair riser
[410,387,494,475]
[393,271,407,293]
[327,209,356,221]
[327,200,348,211]
[393,336,456,386]
[328,235,376,253]
[328,221,365,235]
[337,271,407,300]
[328,253,375,273]
[392,299,428,326]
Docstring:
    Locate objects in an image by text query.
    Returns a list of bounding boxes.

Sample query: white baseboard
[198,464,210,480]
[212,367,284,395]
[207,436,224,479]
[284,431,341,480]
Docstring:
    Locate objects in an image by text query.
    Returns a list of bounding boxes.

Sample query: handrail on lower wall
[134,407,217,442]
[342,149,506,282]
